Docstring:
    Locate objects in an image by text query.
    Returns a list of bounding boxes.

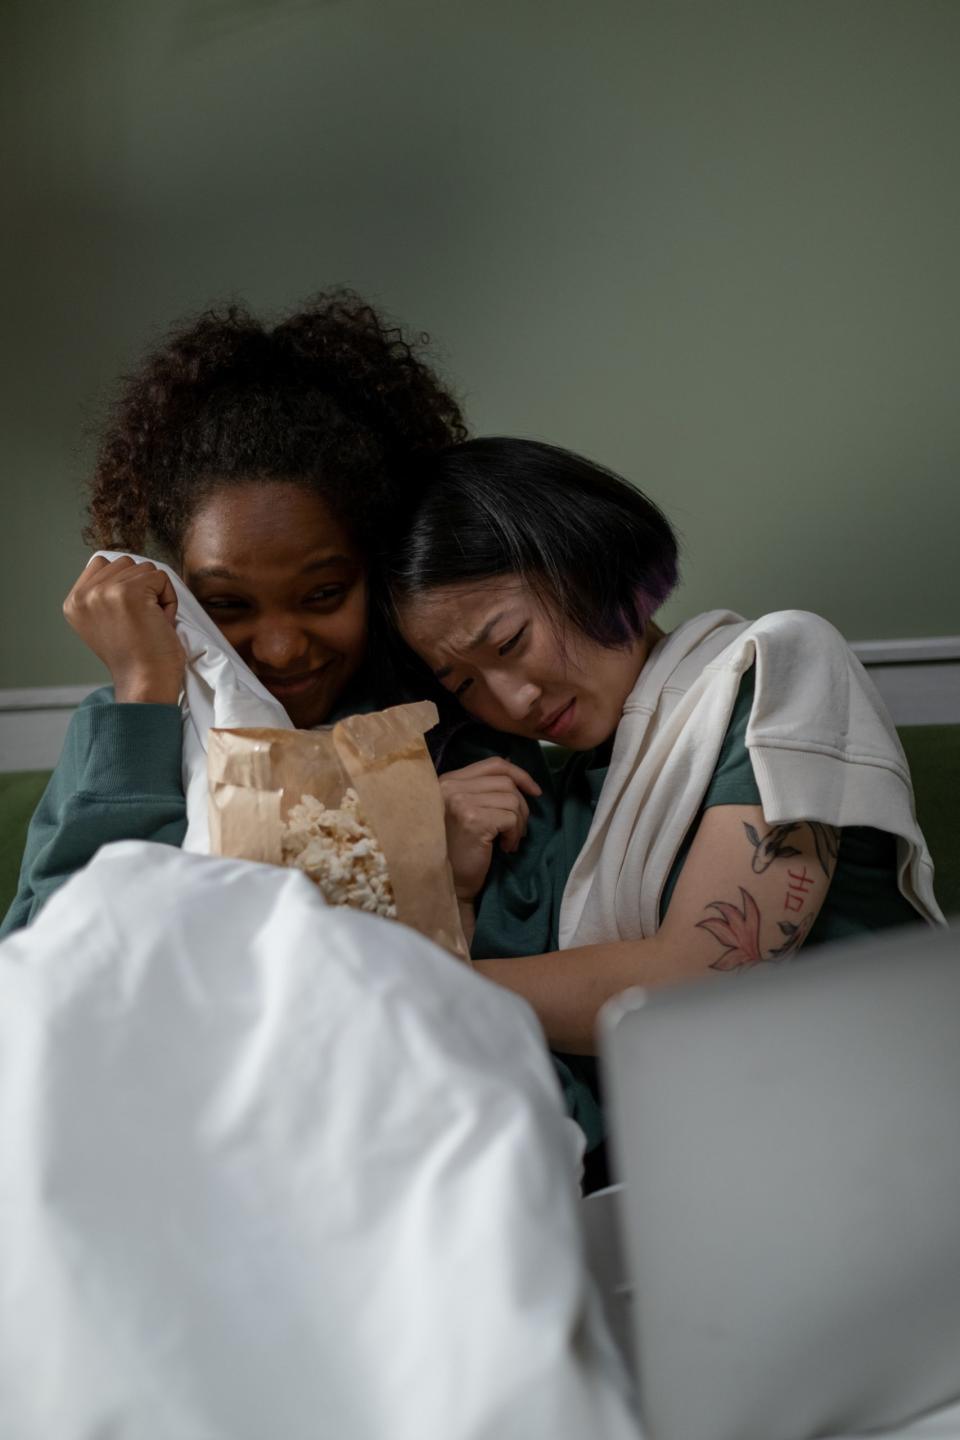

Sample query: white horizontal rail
[1,640,958,772]
[0,685,99,713]
[851,636,960,665]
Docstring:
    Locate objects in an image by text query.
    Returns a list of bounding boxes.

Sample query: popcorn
[208,706,469,960]
[281,789,397,918]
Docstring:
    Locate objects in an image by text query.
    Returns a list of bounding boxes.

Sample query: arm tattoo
[770,917,813,959]
[696,886,813,971]
[743,822,801,872]
[784,865,815,912]
[743,819,840,879]
[808,821,840,878]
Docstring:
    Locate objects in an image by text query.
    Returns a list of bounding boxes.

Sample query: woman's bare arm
[473,805,839,1053]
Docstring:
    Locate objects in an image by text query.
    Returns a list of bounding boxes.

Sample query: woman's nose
[489,672,541,720]
[249,620,311,671]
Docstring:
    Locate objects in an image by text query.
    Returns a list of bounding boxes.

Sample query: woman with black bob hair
[391,436,680,667]
[387,436,942,1153]
[3,296,537,933]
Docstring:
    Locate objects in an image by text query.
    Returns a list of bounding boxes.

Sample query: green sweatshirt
[1,689,187,938]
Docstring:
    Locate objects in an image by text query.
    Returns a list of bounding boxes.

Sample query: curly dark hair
[85,290,468,558]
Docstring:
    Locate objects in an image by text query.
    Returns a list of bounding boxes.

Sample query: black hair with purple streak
[385,436,679,648]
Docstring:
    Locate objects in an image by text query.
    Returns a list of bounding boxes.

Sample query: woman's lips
[260,665,331,699]
[540,699,576,741]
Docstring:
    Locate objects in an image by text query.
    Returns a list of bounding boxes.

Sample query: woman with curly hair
[2,294,537,934]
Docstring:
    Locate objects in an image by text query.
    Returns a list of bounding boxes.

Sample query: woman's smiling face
[182,481,367,727]
[398,577,652,750]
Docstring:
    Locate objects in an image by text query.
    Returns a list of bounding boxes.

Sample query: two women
[6,305,943,1163]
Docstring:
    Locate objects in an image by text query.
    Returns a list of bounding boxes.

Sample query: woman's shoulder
[678,608,849,650]
[743,609,850,653]
[681,609,854,693]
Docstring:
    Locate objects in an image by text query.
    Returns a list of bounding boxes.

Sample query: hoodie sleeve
[1,689,187,936]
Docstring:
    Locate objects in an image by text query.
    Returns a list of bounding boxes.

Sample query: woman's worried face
[182,481,367,727]
[398,577,652,751]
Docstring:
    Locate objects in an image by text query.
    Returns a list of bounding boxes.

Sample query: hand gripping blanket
[94,550,293,852]
[0,843,639,1440]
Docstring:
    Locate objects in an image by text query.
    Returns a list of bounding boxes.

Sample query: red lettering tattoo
[784,865,815,911]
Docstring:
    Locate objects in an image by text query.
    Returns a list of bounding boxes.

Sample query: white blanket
[561,609,944,947]
[95,551,292,852]
[0,843,638,1439]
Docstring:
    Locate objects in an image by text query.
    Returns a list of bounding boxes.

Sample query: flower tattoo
[696,887,764,969]
[697,887,813,971]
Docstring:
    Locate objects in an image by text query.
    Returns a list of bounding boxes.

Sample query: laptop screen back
[601,926,960,1440]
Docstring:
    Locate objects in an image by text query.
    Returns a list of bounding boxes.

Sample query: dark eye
[202,597,248,613]
[498,626,526,657]
[454,678,473,700]
[306,585,347,606]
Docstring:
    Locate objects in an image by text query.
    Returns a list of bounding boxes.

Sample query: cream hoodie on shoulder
[559,610,944,948]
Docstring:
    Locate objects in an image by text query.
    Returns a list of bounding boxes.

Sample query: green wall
[3,0,958,688]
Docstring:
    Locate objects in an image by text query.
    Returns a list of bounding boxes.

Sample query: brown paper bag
[208,701,469,962]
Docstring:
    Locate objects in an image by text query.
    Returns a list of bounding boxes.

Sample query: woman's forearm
[472,937,682,1054]
[458,899,477,948]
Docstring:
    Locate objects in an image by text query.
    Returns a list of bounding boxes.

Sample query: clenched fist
[440,757,543,902]
[63,556,186,704]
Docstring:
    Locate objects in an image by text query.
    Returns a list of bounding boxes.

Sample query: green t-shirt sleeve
[0,689,187,936]
[700,665,761,809]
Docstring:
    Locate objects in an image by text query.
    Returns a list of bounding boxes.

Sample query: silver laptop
[600,924,960,1440]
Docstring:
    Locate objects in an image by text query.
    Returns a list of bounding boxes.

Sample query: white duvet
[0,841,639,1440]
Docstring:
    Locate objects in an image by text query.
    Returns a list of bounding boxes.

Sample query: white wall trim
[1,640,959,772]
[848,636,960,729]
[850,636,960,665]
[0,685,99,712]
[0,685,100,774]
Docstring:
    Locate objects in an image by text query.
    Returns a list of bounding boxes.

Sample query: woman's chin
[561,712,618,752]
[278,678,342,729]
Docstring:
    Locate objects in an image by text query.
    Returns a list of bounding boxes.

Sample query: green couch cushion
[1,725,957,924]
[898,726,959,919]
